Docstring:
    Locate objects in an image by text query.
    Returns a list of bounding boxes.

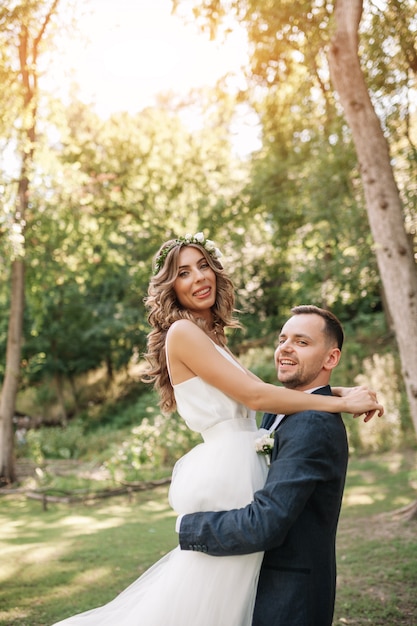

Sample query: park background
[0,1,416,624]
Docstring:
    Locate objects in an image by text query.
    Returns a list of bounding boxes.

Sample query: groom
[178,305,350,625]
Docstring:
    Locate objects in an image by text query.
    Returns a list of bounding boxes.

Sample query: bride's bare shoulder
[167,319,206,344]
[168,319,196,336]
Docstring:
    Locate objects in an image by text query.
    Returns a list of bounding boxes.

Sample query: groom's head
[275,305,344,391]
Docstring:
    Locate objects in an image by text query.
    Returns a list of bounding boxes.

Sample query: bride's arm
[168,321,384,418]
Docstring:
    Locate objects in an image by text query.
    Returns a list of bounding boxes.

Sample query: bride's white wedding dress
[53,343,268,625]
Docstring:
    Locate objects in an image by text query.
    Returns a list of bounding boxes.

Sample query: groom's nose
[277,339,294,353]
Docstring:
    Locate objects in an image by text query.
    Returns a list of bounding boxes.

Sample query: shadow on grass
[1,451,417,625]
[341,449,417,517]
[0,486,176,626]
[334,449,417,625]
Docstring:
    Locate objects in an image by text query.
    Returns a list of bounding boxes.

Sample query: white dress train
[52,343,268,625]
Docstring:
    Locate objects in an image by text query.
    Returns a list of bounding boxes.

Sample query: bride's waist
[202,417,258,443]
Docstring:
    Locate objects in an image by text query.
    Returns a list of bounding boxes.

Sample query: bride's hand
[335,385,384,420]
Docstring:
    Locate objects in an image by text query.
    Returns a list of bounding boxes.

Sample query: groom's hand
[334,386,383,421]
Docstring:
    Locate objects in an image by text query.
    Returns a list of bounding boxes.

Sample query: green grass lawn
[334,449,417,625]
[0,486,177,626]
[1,450,416,626]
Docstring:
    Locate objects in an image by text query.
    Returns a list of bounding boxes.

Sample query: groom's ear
[323,347,341,371]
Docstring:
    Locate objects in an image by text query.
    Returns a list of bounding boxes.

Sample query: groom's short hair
[291,305,344,351]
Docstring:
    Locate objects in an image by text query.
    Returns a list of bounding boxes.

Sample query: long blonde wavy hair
[142,240,241,414]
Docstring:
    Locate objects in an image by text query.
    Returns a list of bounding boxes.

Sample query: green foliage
[15,387,167,463]
[172,0,416,337]
[13,312,413,465]
[81,389,161,431]
[5,95,248,387]
[0,0,415,463]
[104,413,202,482]
[246,81,381,320]
[21,421,88,461]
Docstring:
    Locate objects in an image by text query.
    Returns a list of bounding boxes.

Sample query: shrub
[105,413,202,481]
[21,422,88,461]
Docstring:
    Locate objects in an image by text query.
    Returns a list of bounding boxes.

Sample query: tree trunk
[0,261,25,485]
[0,2,60,484]
[54,371,68,426]
[328,0,417,432]
[68,375,80,413]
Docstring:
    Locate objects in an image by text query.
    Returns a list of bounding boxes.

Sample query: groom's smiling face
[274,314,341,391]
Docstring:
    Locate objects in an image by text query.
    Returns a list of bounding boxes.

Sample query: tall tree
[327,0,417,435]
[173,0,417,432]
[0,0,60,485]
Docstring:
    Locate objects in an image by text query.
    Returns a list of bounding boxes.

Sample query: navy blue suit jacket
[179,386,349,626]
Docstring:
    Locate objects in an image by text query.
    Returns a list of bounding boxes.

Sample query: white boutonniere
[255,431,274,466]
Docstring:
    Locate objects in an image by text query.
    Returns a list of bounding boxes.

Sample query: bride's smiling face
[173,246,217,321]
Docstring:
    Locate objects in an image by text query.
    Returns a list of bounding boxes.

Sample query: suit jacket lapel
[260,385,332,431]
[260,412,277,430]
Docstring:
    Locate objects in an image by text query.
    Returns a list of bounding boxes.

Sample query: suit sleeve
[179,411,342,555]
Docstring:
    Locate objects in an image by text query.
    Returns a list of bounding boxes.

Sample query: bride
[52,233,382,625]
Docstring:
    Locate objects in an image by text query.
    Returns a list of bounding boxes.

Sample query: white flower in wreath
[153,232,223,275]
[194,231,205,243]
[205,239,222,259]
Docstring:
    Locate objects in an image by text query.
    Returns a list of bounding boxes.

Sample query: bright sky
[58,0,249,117]
[46,0,260,153]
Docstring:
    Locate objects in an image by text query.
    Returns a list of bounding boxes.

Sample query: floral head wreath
[153,232,222,276]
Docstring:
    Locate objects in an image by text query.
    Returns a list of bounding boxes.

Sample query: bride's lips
[193,286,212,299]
